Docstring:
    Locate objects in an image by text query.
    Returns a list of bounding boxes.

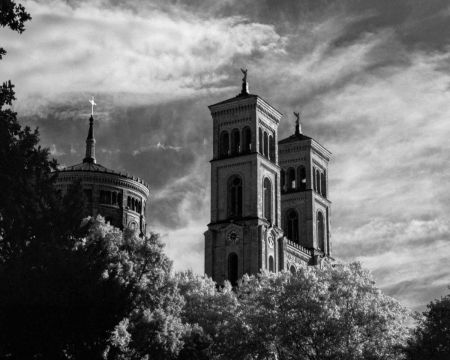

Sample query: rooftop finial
[294,111,302,135]
[240,68,249,95]
[83,97,97,164]
[89,96,97,116]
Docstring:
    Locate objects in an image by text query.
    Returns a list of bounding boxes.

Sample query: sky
[1,0,450,311]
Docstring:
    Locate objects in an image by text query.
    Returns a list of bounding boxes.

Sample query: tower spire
[240,68,249,95]
[84,97,97,164]
[294,111,302,135]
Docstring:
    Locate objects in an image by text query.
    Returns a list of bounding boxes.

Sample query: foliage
[103,226,186,360]
[176,271,239,359]
[0,0,31,58]
[0,215,186,359]
[177,263,412,360]
[406,290,450,360]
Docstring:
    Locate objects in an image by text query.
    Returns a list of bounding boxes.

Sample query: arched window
[280,169,286,193]
[129,221,137,231]
[287,167,295,191]
[297,166,306,191]
[263,132,268,157]
[228,252,238,286]
[321,170,327,198]
[259,128,263,154]
[285,209,299,243]
[242,127,251,153]
[290,265,296,275]
[263,178,272,223]
[269,255,274,272]
[112,192,117,205]
[220,131,229,157]
[228,176,243,217]
[269,135,275,161]
[317,211,325,251]
[231,128,240,155]
[313,167,316,192]
[316,169,321,194]
[127,196,131,208]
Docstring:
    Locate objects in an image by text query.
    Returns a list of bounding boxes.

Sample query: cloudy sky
[2,0,450,311]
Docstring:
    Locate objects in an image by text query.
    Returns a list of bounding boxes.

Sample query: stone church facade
[204,75,331,285]
[55,113,149,235]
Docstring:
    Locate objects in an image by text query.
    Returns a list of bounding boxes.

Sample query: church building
[204,72,331,285]
[55,103,150,235]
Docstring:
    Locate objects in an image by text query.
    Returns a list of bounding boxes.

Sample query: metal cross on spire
[89,96,97,116]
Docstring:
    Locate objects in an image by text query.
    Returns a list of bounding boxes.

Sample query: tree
[0,0,31,59]
[176,271,240,360]
[0,215,187,359]
[406,291,450,360]
[104,226,186,360]
[223,262,412,360]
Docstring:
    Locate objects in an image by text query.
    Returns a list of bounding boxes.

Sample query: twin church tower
[204,71,332,285]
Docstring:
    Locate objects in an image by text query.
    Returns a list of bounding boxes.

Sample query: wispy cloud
[3,0,285,105]
[3,0,450,311]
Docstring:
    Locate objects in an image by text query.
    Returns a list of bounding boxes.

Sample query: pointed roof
[83,115,96,164]
[209,92,258,107]
[278,132,312,144]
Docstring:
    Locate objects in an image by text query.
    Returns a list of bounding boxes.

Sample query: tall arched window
[317,211,325,251]
[313,167,316,192]
[321,170,327,198]
[259,128,263,154]
[263,178,272,223]
[297,166,306,191]
[287,167,295,191]
[231,128,240,155]
[316,169,321,194]
[269,135,275,160]
[228,252,238,286]
[228,176,243,217]
[242,127,251,153]
[285,209,299,243]
[269,255,274,272]
[280,169,286,193]
[220,131,229,157]
[263,132,268,157]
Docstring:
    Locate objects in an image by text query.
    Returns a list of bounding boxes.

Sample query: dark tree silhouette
[406,291,450,360]
[0,0,31,58]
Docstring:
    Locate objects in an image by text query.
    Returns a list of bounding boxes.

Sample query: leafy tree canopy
[406,290,450,360]
[0,0,31,58]
[178,263,413,360]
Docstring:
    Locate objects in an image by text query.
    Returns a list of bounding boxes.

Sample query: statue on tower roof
[240,68,249,95]
[294,111,302,135]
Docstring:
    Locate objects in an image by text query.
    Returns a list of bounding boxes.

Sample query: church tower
[278,113,332,272]
[204,72,332,285]
[204,70,283,285]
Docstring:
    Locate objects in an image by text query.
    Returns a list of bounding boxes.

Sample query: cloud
[4,0,450,311]
[3,0,286,106]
